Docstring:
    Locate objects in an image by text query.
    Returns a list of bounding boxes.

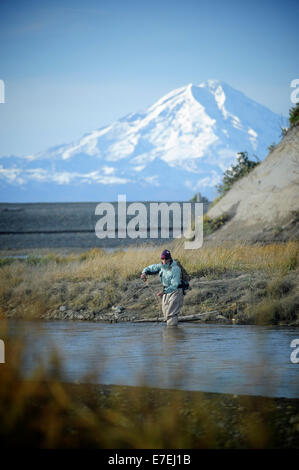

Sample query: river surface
[5,320,299,398]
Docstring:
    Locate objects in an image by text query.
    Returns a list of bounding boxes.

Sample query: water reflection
[161,326,190,389]
[5,320,299,398]
[162,325,186,345]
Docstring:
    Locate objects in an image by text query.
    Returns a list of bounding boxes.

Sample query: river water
[5,320,299,398]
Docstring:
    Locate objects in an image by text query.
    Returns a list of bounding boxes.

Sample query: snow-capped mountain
[0,80,287,202]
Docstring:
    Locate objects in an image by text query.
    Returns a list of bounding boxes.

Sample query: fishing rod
[114,277,162,323]
[141,276,162,323]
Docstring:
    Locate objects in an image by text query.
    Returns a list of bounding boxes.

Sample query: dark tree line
[216,151,260,197]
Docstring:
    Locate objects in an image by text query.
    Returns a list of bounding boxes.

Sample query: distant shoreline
[0,200,209,250]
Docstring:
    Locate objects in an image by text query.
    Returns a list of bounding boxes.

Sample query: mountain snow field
[0,79,287,202]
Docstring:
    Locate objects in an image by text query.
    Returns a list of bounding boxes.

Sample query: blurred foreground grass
[0,327,298,449]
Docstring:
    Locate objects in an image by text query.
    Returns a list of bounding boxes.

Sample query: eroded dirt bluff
[206,124,299,243]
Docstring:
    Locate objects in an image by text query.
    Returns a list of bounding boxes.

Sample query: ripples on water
[5,320,299,398]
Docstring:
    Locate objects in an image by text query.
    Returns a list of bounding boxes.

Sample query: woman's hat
[161,249,171,259]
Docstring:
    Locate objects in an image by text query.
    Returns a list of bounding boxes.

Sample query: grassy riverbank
[1,240,298,449]
[0,241,298,325]
[0,332,298,449]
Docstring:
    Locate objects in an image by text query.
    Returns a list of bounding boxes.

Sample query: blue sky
[0,0,298,157]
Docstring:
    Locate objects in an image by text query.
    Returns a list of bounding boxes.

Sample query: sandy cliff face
[206,124,299,243]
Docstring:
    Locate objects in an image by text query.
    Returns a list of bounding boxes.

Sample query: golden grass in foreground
[0,329,298,449]
[0,241,298,321]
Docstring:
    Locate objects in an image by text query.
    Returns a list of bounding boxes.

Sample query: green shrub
[216,151,260,197]
[254,299,281,325]
[254,295,299,325]
[0,258,15,267]
[267,278,293,298]
[252,275,298,325]
[289,103,299,126]
[203,213,229,235]
[189,194,209,203]
[26,255,42,266]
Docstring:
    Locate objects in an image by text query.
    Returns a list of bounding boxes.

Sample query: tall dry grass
[173,240,298,276]
[0,241,298,320]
